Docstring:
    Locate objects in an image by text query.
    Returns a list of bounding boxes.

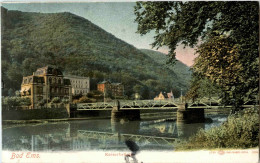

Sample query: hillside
[140,49,191,87]
[1,7,190,99]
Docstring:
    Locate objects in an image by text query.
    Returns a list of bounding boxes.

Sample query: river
[2,110,228,151]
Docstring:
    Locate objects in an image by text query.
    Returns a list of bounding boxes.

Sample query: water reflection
[176,122,205,138]
[111,119,140,134]
[3,114,226,151]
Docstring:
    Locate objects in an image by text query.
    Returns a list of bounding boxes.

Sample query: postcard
[1,1,259,163]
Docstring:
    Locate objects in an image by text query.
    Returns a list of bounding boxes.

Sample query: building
[64,75,90,95]
[97,81,124,97]
[167,91,174,100]
[154,92,166,100]
[154,91,175,101]
[21,66,72,109]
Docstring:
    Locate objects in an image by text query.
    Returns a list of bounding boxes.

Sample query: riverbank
[2,116,111,125]
[2,108,230,125]
[175,107,259,150]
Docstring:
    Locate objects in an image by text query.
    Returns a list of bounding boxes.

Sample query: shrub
[19,97,31,106]
[2,96,31,110]
[87,90,103,100]
[51,97,61,103]
[37,99,47,107]
[176,107,259,150]
[78,96,92,103]
[61,98,69,104]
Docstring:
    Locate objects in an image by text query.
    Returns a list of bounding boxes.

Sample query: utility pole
[180,88,183,103]
[104,84,106,104]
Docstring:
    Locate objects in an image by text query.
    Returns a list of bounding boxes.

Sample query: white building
[64,75,90,95]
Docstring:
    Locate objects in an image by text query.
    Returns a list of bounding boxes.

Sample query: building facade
[21,66,72,109]
[154,92,166,100]
[97,81,124,97]
[154,91,174,101]
[64,75,90,95]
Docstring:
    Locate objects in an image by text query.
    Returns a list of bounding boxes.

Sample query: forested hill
[140,49,191,88]
[1,7,190,99]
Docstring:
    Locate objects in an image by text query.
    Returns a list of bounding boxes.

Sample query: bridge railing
[77,98,259,110]
[77,99,180,110]
[77,130,177,146]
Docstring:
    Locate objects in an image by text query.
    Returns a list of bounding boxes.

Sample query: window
[51,87,54,93]
[58,78,61,84]
[49,78,52,84]
[37,86,43,94]
[37,96,43,101]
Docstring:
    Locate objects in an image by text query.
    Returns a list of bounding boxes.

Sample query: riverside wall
[2,107,69,120]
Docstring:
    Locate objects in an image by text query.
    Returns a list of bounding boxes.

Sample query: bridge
[73,98,258,123]
[77,100,179,110]
[76,97,257,110]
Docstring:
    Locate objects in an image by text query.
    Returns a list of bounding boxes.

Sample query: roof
[97,81,123,85]
[98,81,111,84]
[112,83,122,85]
[22,76,44,84]
[64,75,89,80]
[34,66,63,76]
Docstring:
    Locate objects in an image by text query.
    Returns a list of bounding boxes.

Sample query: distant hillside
[1,7,190,99]
[140,49,191,87]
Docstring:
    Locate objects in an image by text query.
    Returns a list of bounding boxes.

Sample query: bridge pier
[177,103,205,123]
[111,101,140,121]
[111,108,141,121]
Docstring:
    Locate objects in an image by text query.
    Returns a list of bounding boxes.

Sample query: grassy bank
[176,107,259,150]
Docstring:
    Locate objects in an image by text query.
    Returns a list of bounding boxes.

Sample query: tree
[186,71,221,102]
[2,96,21,110]
[2,96,31,110]
[194,35,245,108]
[133,84,142,94]
[135,1,259,109]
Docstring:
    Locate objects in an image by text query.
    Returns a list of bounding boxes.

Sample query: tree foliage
[2,96,31,110]
[185,71,221,102]
[51,97,61,104]
[135,1,259,107]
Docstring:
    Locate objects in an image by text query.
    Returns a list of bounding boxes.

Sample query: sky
[2,2,197,66]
